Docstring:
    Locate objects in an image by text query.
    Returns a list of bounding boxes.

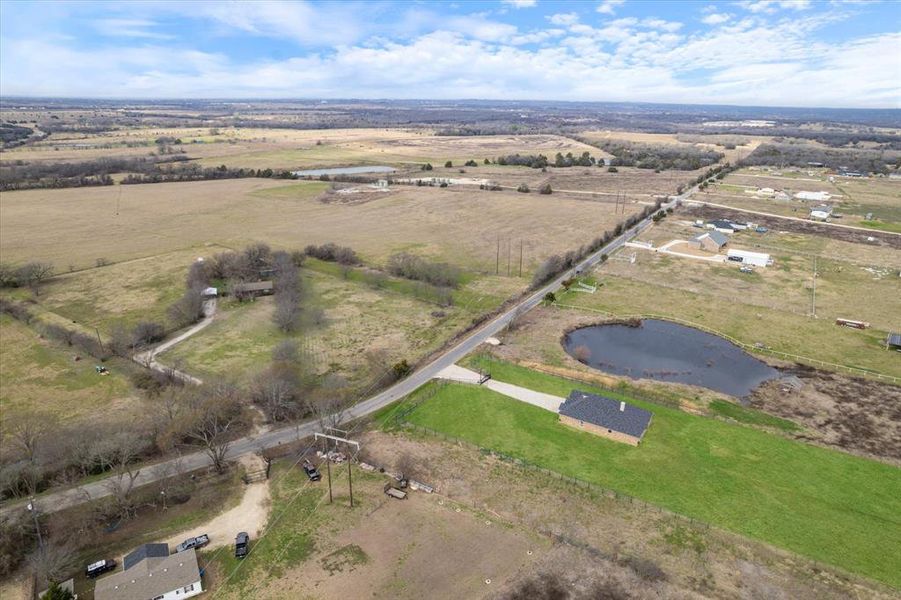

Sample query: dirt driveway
[119,455,272,561]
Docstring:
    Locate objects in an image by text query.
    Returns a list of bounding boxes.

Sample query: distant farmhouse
[558,391,653,446]
[794,190,831,202]
[94,543,203,600]
[691,230,728,253]
[229,280,274,298]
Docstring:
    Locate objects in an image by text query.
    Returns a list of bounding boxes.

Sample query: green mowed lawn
[402,362,901,587]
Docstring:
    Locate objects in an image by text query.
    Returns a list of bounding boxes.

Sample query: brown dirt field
[0,178,638,272]
[356,431,895,600]
[749,365,901,463]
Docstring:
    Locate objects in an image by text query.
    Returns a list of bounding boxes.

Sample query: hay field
[577,129,766,163]
[1,179,637,273]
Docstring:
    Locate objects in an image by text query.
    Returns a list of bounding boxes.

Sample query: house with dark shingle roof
[558,391,653,446]
[887,332,901,351]
[691,230,728,253]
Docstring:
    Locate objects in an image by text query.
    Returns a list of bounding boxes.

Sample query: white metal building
[794,191,831,202]
[727,249,771,267]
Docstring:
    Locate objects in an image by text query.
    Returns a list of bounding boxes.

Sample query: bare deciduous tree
[185,384,242,474]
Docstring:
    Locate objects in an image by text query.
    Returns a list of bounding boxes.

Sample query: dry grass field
[162,265,522,387]
[1,178,640,273]
[702,168,901,230]
[576,129,767,163]
[0,315,143,428]
[1,127,603,171]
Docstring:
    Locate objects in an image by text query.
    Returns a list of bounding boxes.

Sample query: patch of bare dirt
[749,364,901,463]
[354,430,896,600]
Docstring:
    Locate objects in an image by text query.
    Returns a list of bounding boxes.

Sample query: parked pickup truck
[86,559,117,578]
[175,534,210,553]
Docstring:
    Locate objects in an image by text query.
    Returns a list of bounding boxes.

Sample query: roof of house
[123,543,169,571]
[231,280,274,293]
[95,548,200,600]
[709,219,734,229]
[559,391,652,439]
[693,231,728,246]
[888,333,901,347]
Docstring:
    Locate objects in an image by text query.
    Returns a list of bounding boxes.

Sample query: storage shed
[726,249,771,267]
[691,231,728,253]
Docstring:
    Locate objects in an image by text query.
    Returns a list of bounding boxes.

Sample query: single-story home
[691,230,728,253]
[229,280,274,297]
[558,390,653,446]
[95,544,203,600]
[707,219,735,234]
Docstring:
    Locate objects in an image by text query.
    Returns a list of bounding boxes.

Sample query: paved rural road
[2,195,680,518]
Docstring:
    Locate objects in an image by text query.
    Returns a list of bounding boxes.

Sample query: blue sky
[1,0,898,107]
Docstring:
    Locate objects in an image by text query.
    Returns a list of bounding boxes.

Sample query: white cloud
[92,18,173,40]
[641,18,683,32]
[548,12,580,26]
[739,0,812,13]
[501,0,537,8]
[0,1,898,108]
[596,0,626,15]
[701,12,732,25]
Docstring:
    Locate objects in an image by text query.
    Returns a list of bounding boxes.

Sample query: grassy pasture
[1,178,637,274]
[164,264,521,386]
[557,274,900,377]
[0,315,141,427]
[622,219,901,332]
[33,246,233,335]
[400,362,901,587]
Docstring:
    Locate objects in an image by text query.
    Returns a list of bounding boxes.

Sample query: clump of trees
[588,139,723,170]
[386,252,462,288]
[538,183,552,195]
[554,151,595,167]
[742,143,896,174]
[0,261,54,293]
[304,242,359,265]
[496,154,549,168]
[516,183,530,193]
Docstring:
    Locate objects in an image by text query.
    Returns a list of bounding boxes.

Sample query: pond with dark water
[562,319,779,398]
[292,165,396,177]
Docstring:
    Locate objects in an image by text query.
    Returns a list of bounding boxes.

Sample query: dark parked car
[235,532,250,559]
[86,559,116,578]
[727,255,744,262]
[175,534,210,553]
[303,462,321,481]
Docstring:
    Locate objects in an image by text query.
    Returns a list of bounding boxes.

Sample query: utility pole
[518,241,523,278]
[506,240,511,277]
[496,236,500,275]
[314,432,360,508]
[811,256,817,317]
[27,498,43,553]
[324,437,333,504]
[94,326,105,355]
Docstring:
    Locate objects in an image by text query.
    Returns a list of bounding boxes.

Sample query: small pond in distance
[292,166,396,177]
[562,319,779,398]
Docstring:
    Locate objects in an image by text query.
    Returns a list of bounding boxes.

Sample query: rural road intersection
[2,194,681,518]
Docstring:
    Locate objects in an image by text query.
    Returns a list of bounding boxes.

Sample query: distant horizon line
[1,95,899,113]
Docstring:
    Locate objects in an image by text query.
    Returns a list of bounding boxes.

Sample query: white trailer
[727,249,771,267]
